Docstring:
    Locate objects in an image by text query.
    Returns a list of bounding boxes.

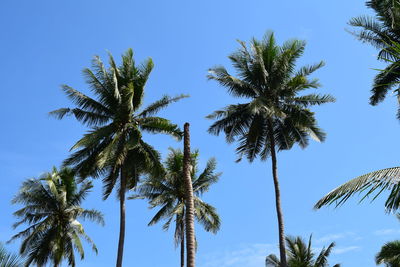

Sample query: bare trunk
[183,123,196,267]
[268,122,287,267]
[180,220,185,267]
[116,171,127,267]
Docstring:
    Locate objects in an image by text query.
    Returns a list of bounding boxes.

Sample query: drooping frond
[193,158,221,195]
[314,167,400,212]
[370,61,400,105]
[193,200,220,233]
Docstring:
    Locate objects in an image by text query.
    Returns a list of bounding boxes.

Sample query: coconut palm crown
[9,167,104,267]
[131,148,221,267]
[207,32,334,162]
[50,48,187,198]
[266,235,340,267]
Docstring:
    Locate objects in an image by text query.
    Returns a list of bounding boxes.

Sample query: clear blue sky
[1,1,399,266]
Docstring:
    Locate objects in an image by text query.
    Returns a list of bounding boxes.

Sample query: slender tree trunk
[183,123,196,267]
[268,122,287,267]
[116,171,127,267]
[180,220,185,267]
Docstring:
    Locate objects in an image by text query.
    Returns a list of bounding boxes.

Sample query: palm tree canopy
[314,167,400,212]
[266,236,340,267]
[0,243,24,267]
[349,0,400,111]
[376,240,400,267]
[50,48,188,199]
[207,32,334,162]
[131,148,221,246]
[10,167,104,267]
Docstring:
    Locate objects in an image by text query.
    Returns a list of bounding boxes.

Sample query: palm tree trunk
[183,122,196,267]
[180,220,185,267]
[116,171,127,267]
[268,122,287,267]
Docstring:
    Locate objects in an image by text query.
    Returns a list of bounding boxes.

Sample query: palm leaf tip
[49,108,72,119]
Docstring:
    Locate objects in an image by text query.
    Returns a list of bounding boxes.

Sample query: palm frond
[314,167,400,211]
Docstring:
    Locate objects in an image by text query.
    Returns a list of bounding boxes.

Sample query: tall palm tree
[50,48,187,267]
[266,236,340,267]
[207,31,334,266]
[131,147,220,267]
[349,0,400,116]
[376,240,400,267]
[0,243,24,267]
[9,167,104,267]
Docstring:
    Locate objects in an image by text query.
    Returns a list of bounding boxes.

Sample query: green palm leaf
[315,167,400,211]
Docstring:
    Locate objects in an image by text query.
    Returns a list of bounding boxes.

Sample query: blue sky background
[1,1,400,266]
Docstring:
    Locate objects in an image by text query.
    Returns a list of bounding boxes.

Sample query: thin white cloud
[315,232,357,244]
[333,246,360,255]
[199,243,277,267]
[374,229,400,236]
[315,234,346,244]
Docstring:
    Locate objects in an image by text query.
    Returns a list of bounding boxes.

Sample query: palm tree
[349,0,400,116]
[266,236,340,267]
[9,167,104,267]
[376,240,400,267]
[131,147,221,267]
[0,243,24,267]
[207,31,334,266]
[50,48,187,267]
